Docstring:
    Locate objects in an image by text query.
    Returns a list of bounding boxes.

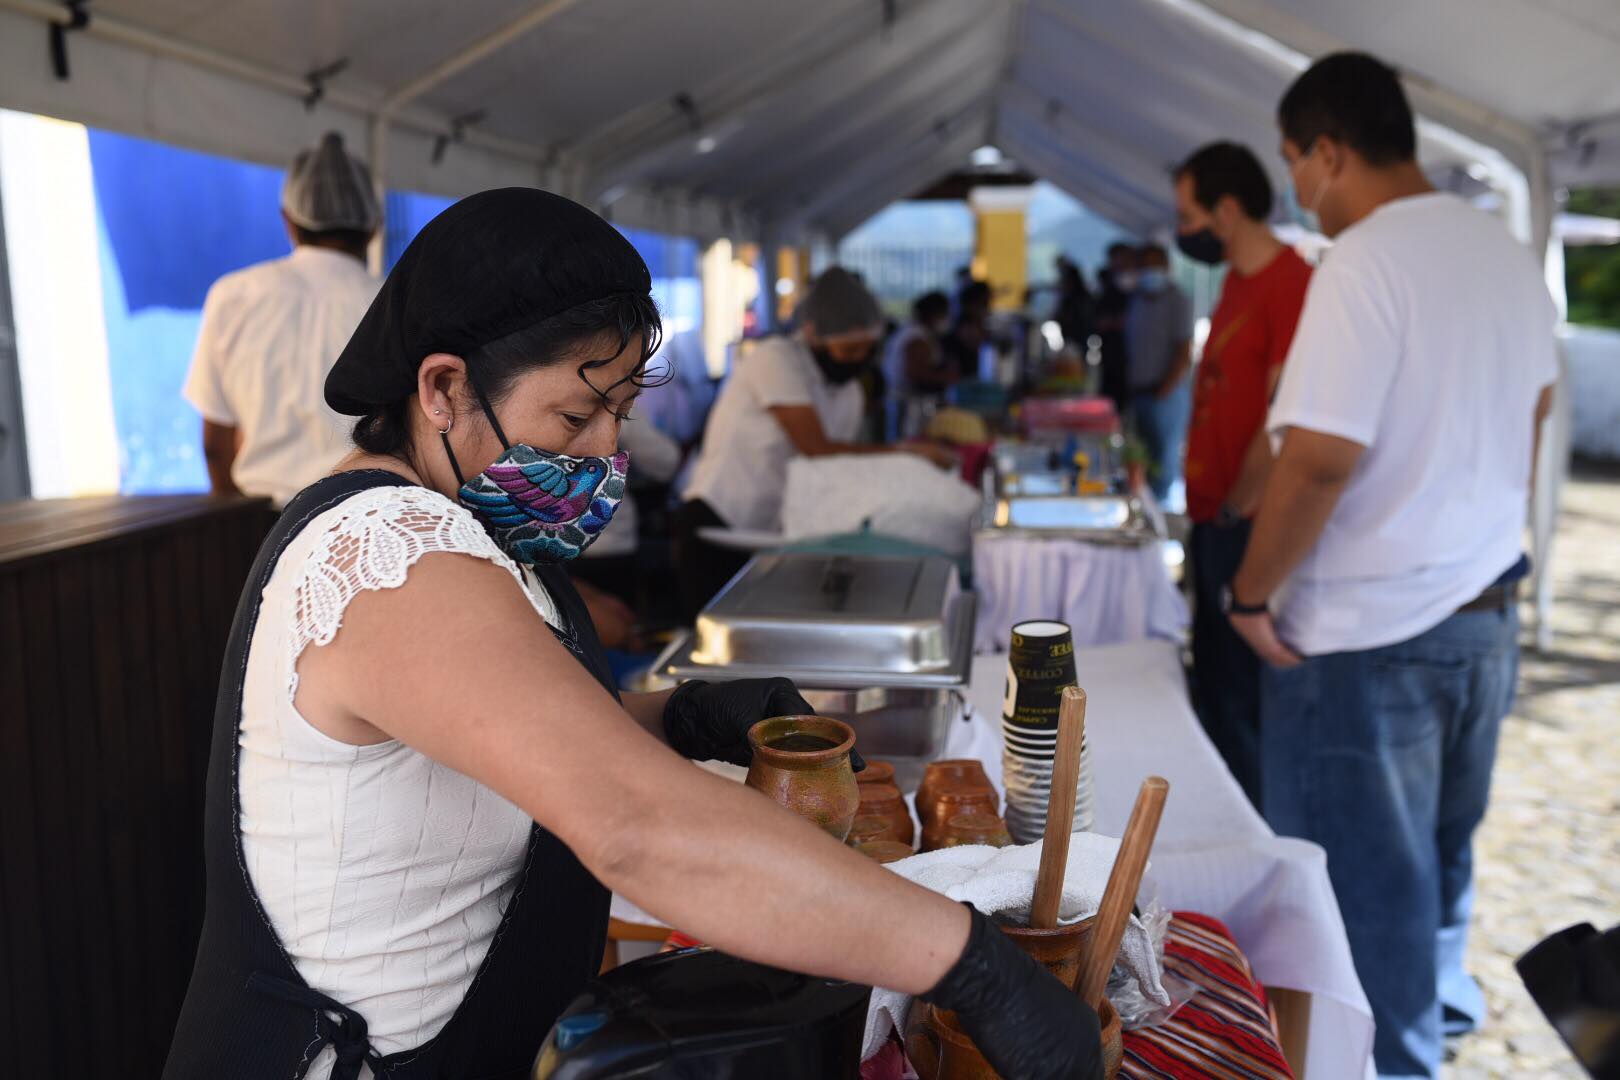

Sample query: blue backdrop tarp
[84,129,702,494]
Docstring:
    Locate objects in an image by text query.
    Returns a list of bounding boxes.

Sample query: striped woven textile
[1119,911,1294,1079]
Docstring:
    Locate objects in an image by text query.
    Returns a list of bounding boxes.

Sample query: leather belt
[1458,580,1518,614]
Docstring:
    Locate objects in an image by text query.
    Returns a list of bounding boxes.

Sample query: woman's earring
[439,415,454,436]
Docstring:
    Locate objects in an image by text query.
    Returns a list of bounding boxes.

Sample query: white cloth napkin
[781,453,982,556]
[861,834,1169,1061]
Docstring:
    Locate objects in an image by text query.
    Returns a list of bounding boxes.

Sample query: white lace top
[237,484,564,1078]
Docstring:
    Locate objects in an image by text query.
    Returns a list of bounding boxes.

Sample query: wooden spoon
[1076,775,1169,1010]
[1030,686,1087,930]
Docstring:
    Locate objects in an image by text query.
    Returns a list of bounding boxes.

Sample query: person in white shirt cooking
[183,131,380,507]
[674,268,952,617]
[1226,53,1558,1079]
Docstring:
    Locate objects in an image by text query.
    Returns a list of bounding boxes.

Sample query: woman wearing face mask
[674,267,955,618]
[163,191,1099,1080]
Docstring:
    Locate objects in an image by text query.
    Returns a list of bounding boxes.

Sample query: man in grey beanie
[183,131,381,506]
[674,267,955,616]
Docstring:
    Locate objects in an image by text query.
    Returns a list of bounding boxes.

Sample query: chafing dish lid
[684,553,968,679]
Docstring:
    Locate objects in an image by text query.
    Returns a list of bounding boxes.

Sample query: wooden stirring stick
[1030,686,1088,929]
[1075,775,1169,1009]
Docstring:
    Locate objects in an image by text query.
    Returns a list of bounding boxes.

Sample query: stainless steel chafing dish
[979,491,1160,545]
[978,438,1162,545]
[661,553,975,787]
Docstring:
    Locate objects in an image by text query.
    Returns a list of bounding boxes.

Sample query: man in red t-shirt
[1173,142,1312,810]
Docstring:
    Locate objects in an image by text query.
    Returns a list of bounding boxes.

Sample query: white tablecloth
[972,533,1188,653]
[610,636,1374,1078]
[954,642,1374,1080]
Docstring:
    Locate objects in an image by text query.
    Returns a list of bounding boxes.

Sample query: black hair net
[326,187,652,416]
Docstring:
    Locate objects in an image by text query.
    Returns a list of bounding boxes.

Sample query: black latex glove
[662,678,864,771]
[924,904,1104,1080]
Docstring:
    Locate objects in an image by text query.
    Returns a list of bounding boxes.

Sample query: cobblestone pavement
[1444,463,1620,1078]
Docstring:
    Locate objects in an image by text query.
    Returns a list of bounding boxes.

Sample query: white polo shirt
[184,246,378,507]
[684,336,864,531]
[1267,192,1558,655]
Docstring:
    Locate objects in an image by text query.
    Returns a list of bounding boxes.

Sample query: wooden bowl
[1000,915,1094,991]
[906,996,1122,1079]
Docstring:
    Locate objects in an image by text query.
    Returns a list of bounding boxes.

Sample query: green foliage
[1566,188,1620,329]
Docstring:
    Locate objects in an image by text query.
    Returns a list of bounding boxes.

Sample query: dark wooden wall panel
[0,495,274,1077]
[0,572,44,1059]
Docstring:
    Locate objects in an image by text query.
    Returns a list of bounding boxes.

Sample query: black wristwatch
[1220,583,1268,616]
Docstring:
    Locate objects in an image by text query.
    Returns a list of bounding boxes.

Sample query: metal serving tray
[980,492,1160,546]
[663,553,975,689]
[990,492,1133,530]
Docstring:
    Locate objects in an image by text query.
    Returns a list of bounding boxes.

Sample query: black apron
[165,470,615,1080]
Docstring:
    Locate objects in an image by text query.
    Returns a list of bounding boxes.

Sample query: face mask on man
[1176,227,1225,266]
[811,344,873,385]
[1137,268,1169,294]
[1286,141,1332,234]
[1114,270,1139,293]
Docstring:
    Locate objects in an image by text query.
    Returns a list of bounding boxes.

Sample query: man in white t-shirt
[1224,54,1557,1079]
[183,132,380,507]
[674,268,952,616]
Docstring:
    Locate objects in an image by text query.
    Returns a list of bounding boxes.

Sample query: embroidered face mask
[442,391,628,565]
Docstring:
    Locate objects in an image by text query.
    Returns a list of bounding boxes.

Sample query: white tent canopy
[1,0,1618,249]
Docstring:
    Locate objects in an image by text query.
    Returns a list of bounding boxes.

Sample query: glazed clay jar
[916,760,992,827]
[921,787,999,852]
[857,782,915,846]
[938,812,1011,849]
[856,759,896,787]
[745,716,860,841]
[855,840,916,865]
[847,814,898,846]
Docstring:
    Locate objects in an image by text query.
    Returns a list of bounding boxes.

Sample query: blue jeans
[1188,520,1263,811]
[1261,605,1519,1079]
[1130,382,1190,503]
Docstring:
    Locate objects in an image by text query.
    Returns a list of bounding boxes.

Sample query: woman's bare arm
[295,553,970,993]
[619,687,676,741]
[768,405,890,456]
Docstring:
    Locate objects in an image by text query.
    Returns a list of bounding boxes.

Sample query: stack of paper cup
[1000,619,1095,844]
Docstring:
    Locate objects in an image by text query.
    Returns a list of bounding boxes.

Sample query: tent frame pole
[363,0,583,271]
[585,0,997,202]
[0,0,547,167]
